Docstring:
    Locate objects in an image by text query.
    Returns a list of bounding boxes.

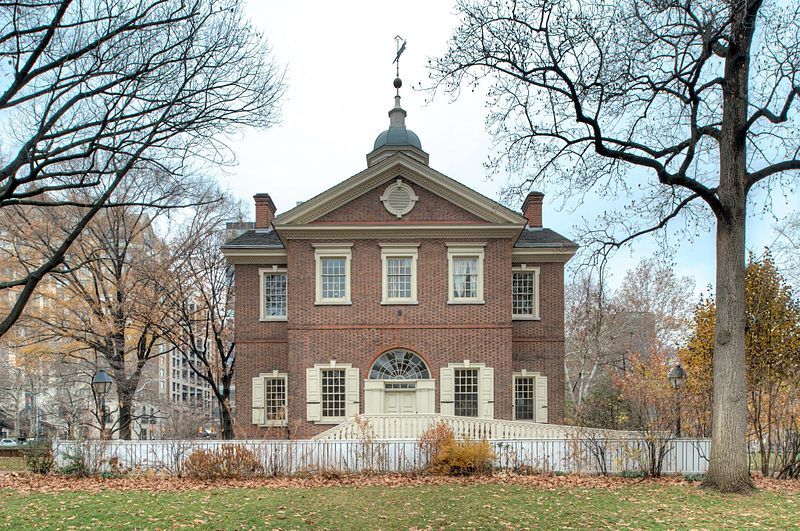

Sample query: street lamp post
[92,369,112,440]
[668,362,687,438]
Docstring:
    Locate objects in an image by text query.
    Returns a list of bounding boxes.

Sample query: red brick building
[222,93,576,439]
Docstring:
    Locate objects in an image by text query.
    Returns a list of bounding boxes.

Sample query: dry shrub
[183,445,264,479]
[419,422,495,476]
[419,421,455,461]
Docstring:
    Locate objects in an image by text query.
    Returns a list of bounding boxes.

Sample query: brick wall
[231,180,568,438]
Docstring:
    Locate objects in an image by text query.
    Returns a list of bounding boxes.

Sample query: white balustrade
[312,414,637,441]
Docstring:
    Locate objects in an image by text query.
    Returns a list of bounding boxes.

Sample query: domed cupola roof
[373,95,423,151]
[366,77,430,167]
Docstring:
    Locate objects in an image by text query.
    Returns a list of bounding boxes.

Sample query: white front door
[384,390,416,414]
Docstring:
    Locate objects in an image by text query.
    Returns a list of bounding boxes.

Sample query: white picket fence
[52,437,710,476]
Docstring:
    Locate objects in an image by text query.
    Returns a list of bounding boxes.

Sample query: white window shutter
[251,376,264,425]
[440,367,454,416]
[306,367,321,421]
[345,367,360,417]
[480,367,495,419]
[535,374,548,423]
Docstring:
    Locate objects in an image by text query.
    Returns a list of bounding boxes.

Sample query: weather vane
[393,36,407,94]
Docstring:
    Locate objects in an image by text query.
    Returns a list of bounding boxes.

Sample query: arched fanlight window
[369,350,430,380]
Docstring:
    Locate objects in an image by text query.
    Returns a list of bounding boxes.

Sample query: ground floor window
[440,362,494,419]
[513,370,548,423]
[306,363,359,423]
[454,368,479,417]
[251,371,288,427]
[514,376,536,420]
[321,368,346,419]
[264,376,287,423]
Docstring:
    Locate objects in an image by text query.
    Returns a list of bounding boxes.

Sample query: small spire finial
[392,36,406,96]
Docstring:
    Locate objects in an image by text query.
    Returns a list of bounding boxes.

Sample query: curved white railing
[312,414,636,441]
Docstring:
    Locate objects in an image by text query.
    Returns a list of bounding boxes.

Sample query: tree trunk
[703,3,757,493]
[705,210,752,491]
[115,383,134,440]
[219,398,234,440]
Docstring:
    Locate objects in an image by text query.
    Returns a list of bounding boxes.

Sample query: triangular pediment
[273,153,526,227]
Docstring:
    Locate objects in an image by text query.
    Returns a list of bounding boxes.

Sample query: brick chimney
[522,191,544,228]
[253,193,276,229]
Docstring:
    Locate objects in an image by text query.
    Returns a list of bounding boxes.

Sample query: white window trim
[314,244,352,305]
[512,265,541,320]
[308,361,358,424]
[259,267,288,321]
[380,243,419,305]
[440,360,494,419]
[512,370,547,423]
[257,370,288,427]
[446,243,485,304]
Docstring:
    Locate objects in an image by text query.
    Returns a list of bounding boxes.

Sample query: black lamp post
[92,369,112,439]
[668,362,687,437]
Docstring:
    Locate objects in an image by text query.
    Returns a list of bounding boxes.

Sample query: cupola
[366,76,429,167]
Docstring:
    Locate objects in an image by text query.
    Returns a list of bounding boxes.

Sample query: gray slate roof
[514,227,577,248]
[222,229,283,249]
[222,226,575,250]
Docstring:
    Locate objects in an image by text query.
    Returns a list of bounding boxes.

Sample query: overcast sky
[217,1,798,296]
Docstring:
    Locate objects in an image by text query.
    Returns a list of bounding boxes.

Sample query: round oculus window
[380,178,419,218]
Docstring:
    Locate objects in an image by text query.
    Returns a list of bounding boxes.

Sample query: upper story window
[260,268,287,321]
[446,243,485,304]
[380,244,419,304]
[314,244,352,305]
[512,266,540,320]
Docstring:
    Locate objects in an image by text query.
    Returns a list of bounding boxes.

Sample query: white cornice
[276,224,522,240]
[222,248,287,264]
[512,247,577,263]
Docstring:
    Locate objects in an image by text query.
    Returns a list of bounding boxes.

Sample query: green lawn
[0,457,25,471]
[0,482,797,529]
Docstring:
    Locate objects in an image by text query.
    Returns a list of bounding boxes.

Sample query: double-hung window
[380,244,419,304]
[251,371,288,427]
[454,368,479,417]
[514,376,536,420]
[513,370,548,422]
[512,266,540,319]
[264,376,287,423]
[314,244,352,305]
[321,368,346,419]
[447,244,485,304]
[260,268,287,320]
[306,363,359,423]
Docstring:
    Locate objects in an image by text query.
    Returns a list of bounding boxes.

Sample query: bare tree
[564,273,616,413]
[19,186,175,440]
[430,0,800,492]
[153,194,240,439]
[0,0,284,336]
[566,259,694,418]
[773,213,800,286]
[614,259,695,352]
